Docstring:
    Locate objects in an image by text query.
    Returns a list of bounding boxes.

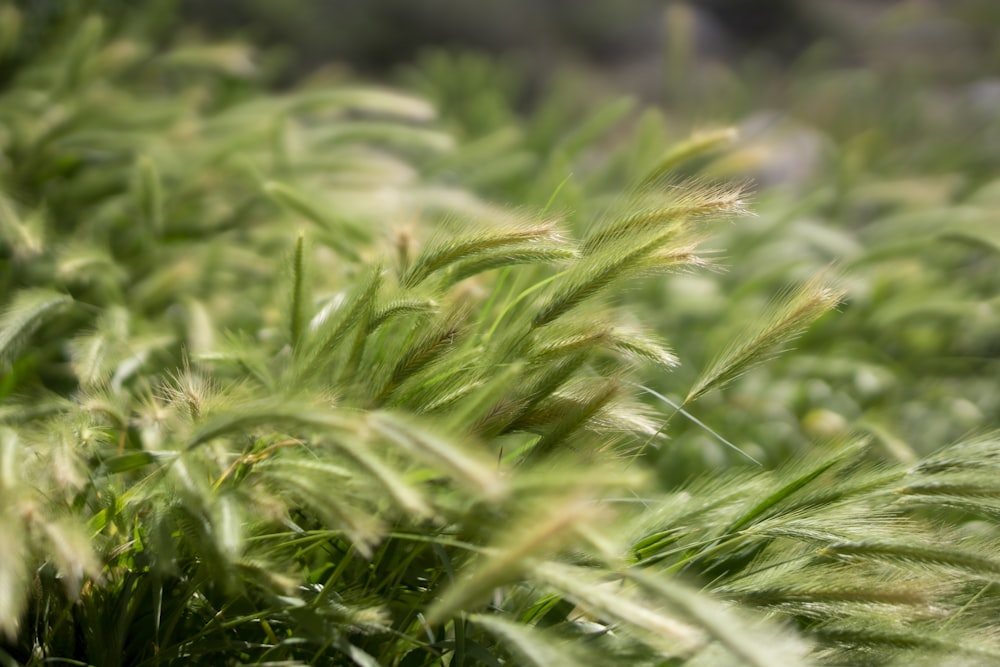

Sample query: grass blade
[629,569,811,667]
[426,496,595,625]
[685,274,843,404]
[0,289,73,363]
[471,614,595,667]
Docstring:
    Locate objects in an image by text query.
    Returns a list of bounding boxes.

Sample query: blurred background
[142,0,1000,195]
[18,1,1000,94]
[165,0,1000,190]
[173,0,1000,110]
[173,0,997,82]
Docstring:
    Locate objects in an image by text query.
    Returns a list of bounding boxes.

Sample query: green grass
[2,2,1000,666]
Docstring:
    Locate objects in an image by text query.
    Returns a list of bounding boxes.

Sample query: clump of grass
[2,4,1000,667]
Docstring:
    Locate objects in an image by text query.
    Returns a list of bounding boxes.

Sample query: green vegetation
[1,2,999,665]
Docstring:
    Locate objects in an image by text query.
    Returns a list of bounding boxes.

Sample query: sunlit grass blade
[401,221,564,288]
[818,540,1000,580]
[291,87,437,122]
[369,298,438,332]
[374,305,467,403]
[37,516,101,597]
[582,180,748,254]
[331,441,432,518]
[254,457,384,557]
[0,511,29,639]
[532,320,678,369]
[532,226,697,329]
[628,569,812,667]
[723,439,868,535]
[471,614,597,667]
[443,361,524,433]
[0,289,73,364]
[187,402,353,450]
[297,267,383,379]
[312,120,455,155]
[685,274,844,404]
[533,561,704,656]
[67,306,130,388]
[160,42,257,78]
[477,353,589,438]
[811,618,1000,663]
[426,497,597,625]
[0,193,45,260]
[718,560,940,614]
[369,412,504,499]
[521,378,621,462]
[444,243,578,286]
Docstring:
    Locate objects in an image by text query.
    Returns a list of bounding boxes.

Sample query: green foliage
[1,2,999,666]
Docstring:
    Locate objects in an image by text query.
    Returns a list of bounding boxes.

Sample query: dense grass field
[1,2,999,665]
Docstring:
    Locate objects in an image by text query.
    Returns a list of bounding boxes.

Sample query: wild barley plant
[2,5,1000,667]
